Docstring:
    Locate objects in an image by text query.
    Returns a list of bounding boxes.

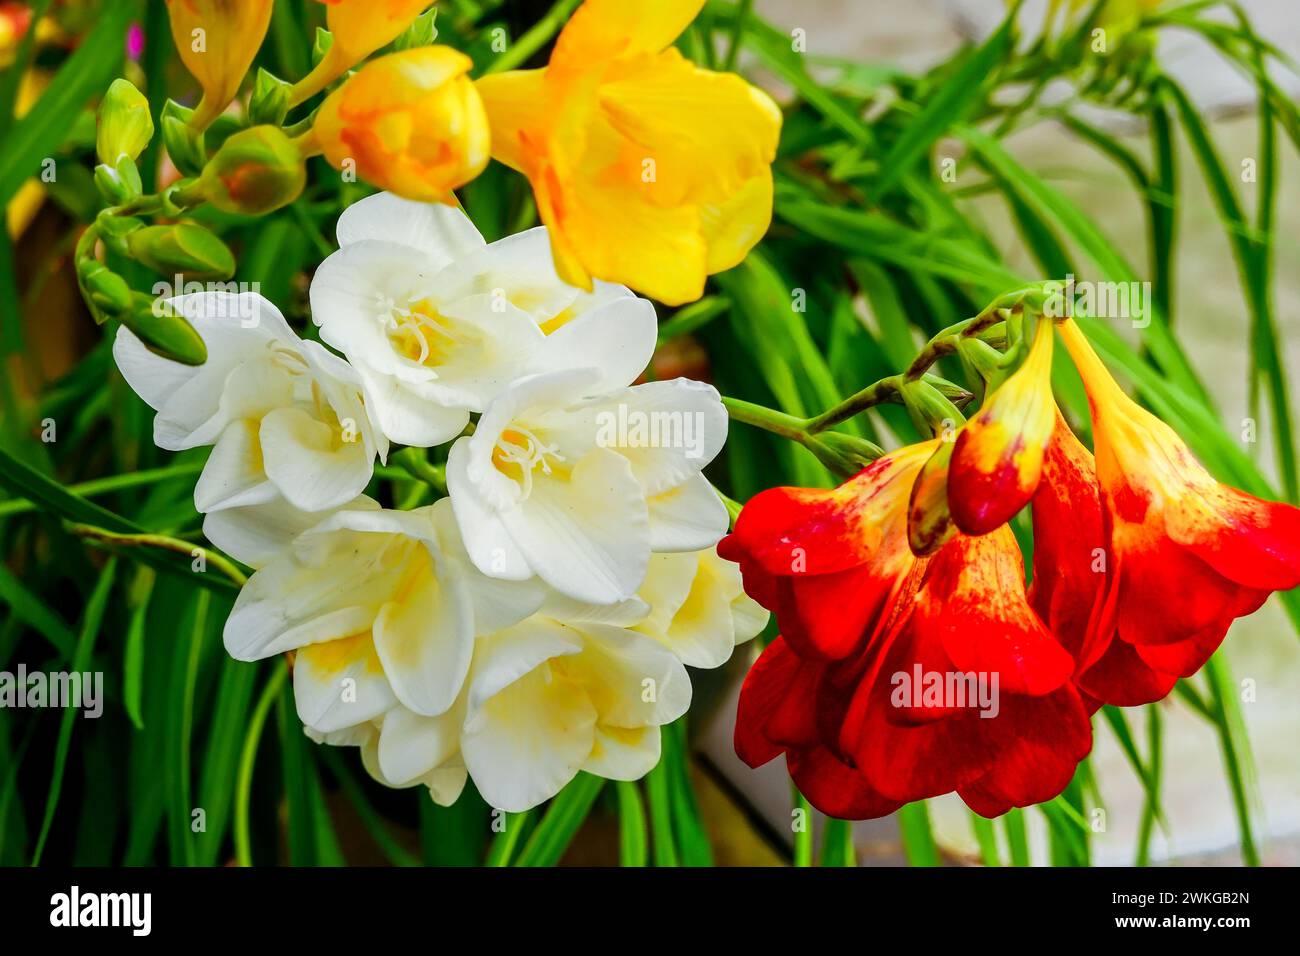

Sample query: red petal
[787,746,903,821]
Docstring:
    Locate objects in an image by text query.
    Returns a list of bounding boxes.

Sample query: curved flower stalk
[476,0,782,305]
[310,192,658,447]
[112,291,388,565]
[446,368,728,604]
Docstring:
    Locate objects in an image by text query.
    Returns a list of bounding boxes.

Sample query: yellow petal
[598,48,782,206]
[551,0,705,67]
[699,169,773,273]
[475,69,548,173]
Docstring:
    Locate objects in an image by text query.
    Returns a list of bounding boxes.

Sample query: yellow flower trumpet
[164,0,273,130]
[475,0,782,305]
[307,46,489,203]
[288,0,435,106]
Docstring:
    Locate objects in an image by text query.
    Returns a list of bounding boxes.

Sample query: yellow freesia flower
[475,0,782,305]
[164,0,273,129]
[310,46,489,203]
[289,0,435,105]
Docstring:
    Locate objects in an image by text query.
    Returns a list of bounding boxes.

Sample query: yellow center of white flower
[491,426,567,499]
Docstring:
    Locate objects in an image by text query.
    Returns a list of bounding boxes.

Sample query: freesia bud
[290,0,435,105]
[126,223,236,280]
[197,125,306,214]
[165,0,273,130]
[96,78,154,166]
[122,295,208,366]
[907,440,957,556]
[947,317,1055,534]
[312,46,488,202]
[77,260,134,318]
[804,431,885,480]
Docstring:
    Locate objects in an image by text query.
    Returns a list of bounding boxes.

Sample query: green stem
[722,0,754,72]
[721,396,809,441]
[234,664,289,867]
[66,521,248,586]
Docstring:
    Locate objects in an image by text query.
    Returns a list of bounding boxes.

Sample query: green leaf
[870,13,1015,200]
[31,558,117,865]
[513,773,605,867]
[819,817,856,867]
[616,782,649,867]
[897,801,940,866]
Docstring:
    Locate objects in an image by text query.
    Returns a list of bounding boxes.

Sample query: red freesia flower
[718,441,934,660]
[1058,319,1300,680]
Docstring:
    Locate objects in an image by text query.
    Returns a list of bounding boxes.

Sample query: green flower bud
[96,78,154,166]
[121,294,208,366]
[898,379,963,439]
[198,125,306,215]
[77,261,134,318]
[248,68,293,127]
[160,99,207,178]
[920,372,975,409]
[803,431,885,480]
[126,223,236,280]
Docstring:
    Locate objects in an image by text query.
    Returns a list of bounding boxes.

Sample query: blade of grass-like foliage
[513,773,605,867]
[422,791,492,866]
[616,781,649,867]
[165,590,208,866]
[870,12,1016,201]
[0,0,136,206]
[277,690,345,867]
[1135,705,1163,866]
[1100,705,1164,824]
[1163,78,1296,503]
[316,747,418,867]
[235,664,288,866]
[969,812,1000,866]
[1004,807,1030,866]
[0,562,76,658]
[0,463,205,518]
[665,720,713,866]
[819,817,856,867]
[121,570,153,730]
[792,789,813,866]
[645,752,680,867]
[898,801,939,866]
[1204,654,1259,866]
[193,656,259,866]
[485,811,533,866]
[31,558,117,865]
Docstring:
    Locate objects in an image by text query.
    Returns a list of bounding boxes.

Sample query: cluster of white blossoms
[113,192,766,812]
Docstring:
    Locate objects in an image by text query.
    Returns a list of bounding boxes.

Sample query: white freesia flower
[113,291,387,540]
[461,615,691,812]
[309,192,658,447]
[632,548,768,669]
[446,368,729,604]
[224,499,543,726]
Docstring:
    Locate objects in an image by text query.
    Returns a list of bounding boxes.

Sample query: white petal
[430,498,544,630]
[466,618,583,713]
[646,473,729,552]
[294,634,396,734]
[500,448,651,604]
[202,493,346,568]
[260,406,374,512]
[560,623,692,728]
[193,419,278,513]
[534,294,657,393]
[372,545,475,716]
[583,725,662,781]
[462,663,595,813]
[356,363,470,448]
[424,765,468,806]
[584,379,728,495]
[636,552,738,670]
[445,438,534,581]
[335,192,485,263]
[377,704,463,786]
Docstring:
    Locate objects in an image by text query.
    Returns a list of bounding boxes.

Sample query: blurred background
[0,0,1296,866]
